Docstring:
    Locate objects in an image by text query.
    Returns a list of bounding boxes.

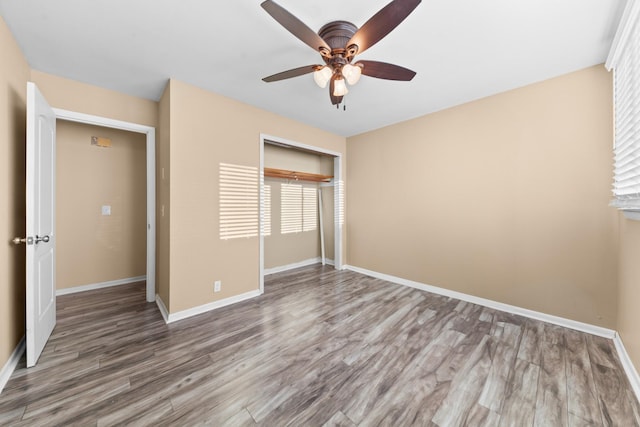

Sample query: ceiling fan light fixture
[342,63,362,85]
[313,66,333,88]
[260,0,421,106]
[333,77,349,96]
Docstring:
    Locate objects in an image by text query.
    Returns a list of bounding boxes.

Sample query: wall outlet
[214,280,221,292]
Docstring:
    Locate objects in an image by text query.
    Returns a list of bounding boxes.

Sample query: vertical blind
[609,0,640,209]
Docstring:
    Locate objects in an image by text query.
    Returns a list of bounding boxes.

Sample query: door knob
[12,236,34,245]
[35,235,50,244]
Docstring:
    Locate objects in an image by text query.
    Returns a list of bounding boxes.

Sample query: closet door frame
[259,134,343,294]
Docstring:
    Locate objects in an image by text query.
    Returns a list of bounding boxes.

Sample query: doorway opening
[55,121,147,300]
[259,134,343,293]
[54,109,156,302]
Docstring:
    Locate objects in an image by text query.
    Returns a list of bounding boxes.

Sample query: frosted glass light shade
[342,63,362,85]
[313,66,332,88]
[333,77,348,96]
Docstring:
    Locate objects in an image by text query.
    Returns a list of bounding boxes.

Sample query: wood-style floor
[1,265,639,426]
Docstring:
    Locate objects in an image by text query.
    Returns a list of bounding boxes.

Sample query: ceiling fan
[261,0,421,107]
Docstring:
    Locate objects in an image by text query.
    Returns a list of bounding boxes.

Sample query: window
[219,163,259,239]
[607,1,640,210]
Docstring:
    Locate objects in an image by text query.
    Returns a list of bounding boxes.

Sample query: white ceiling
[0,0,626,137]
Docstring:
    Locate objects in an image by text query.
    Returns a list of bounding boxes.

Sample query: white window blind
[219,163,259,239]
[608,0,640,209]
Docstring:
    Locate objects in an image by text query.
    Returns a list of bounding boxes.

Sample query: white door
[25,82,56,367]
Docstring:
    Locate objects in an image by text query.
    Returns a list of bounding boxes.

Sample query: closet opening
[259,135,343,293]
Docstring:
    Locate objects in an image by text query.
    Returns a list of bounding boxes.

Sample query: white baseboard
[614,333,640,402]
[155,294,170,324]
[264,257,335,275]
[56,276,147,296]
[157,290,262,324]
[344,265,616,339]
[0,336,25,394]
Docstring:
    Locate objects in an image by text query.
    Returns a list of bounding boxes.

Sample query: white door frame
[53,108,156,302]
[259,133,343,294]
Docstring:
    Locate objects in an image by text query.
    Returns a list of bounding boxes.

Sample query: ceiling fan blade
[347,0,421,55]
[262,65,321,82]
[357,60,416,81]
[261,0,330,53]
[329,76,343,105]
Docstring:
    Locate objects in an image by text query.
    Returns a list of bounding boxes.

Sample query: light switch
[101,205,111,216]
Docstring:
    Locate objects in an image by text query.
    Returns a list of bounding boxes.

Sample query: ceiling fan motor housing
[318,21,359,59]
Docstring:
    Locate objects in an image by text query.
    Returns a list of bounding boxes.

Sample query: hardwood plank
[534,324,568,427]
[478,321,522,412]
[97,398,174,427]
[586,335,618,369]
[359,328,464,425]
[321,410,357,427]
[517,320,544,365]
[587,334,640,425]
[564,328,601,425]
[466,403,502,426]
[499,358,540,427]
[591,363,638,425]
[0,265,637,426]
[0,406,25,425]
[432,335,496,426]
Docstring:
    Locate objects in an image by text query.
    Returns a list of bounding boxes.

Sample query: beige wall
[347,65,618,328]
[56,121,146,289]
[165,79,346,313]
[618,215,640,370]
[264,145,335,268]
[0,16,30,376]
[30,71,157,128]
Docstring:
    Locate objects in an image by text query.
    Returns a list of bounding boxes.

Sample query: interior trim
[0,336,25,394]
[344,264,616,339]
[55,276,147,296]
[155,290,262,324]
[259,133,344,295]
[264,258,335,275]
[155,294,170,324]
[614,332,640,402]
[52,107,156,303]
